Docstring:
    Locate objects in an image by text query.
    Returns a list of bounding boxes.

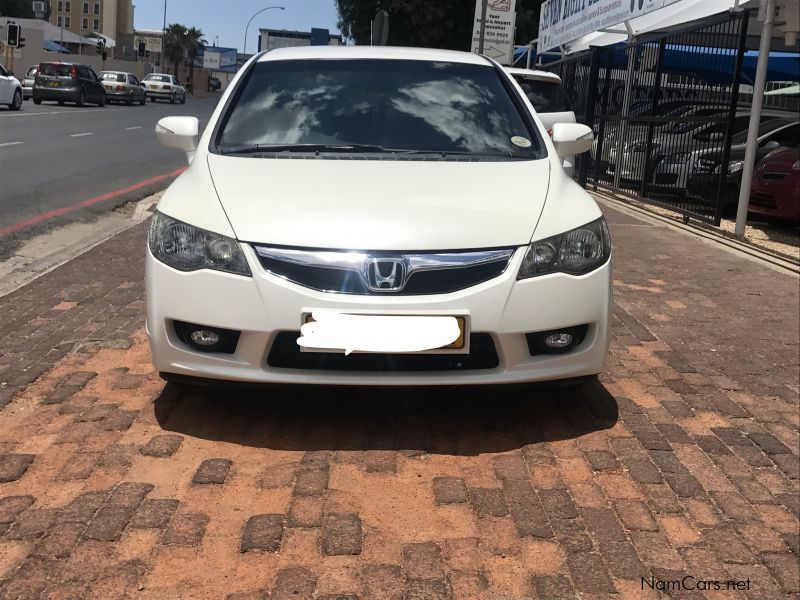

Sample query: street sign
[471,0,518,65]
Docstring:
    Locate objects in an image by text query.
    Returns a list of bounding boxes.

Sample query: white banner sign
[136,36,162,53]
[539,0,667,51]
[471,0,518,65]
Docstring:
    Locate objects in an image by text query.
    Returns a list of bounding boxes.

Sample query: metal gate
[543,11,753,225]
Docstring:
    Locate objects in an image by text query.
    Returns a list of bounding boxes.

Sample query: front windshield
[215,59,542,159]
[731,119,790,143]
[100,73,125,82]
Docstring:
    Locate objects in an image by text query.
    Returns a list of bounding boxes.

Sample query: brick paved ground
[0,202,797,599]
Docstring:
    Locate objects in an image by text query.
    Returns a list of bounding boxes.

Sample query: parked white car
[506,67,577,174]
[143,73,186,104]
[147,46,611,386]
[0,62,23,111]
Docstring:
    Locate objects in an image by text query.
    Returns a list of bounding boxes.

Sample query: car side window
[0,65,7,77]
[129,75,139,85]
[88,69,99,81]
[172,77,180,86]
[767,125,799,148]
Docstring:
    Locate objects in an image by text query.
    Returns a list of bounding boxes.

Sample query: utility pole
[478,0,488,54]
[160,0,167,68]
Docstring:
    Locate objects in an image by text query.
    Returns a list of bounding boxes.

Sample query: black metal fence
[542,10,770,225]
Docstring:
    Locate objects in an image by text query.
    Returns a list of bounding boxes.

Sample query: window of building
[56,15,62,26]
[94,2,99,13]
[82,2,88,13]
[57,0,63,11]
[82,17,88,30]
[93,18,99,31]
[65,1,71,11]
[64,16,71,27]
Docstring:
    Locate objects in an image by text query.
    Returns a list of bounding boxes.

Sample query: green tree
[335,0,543,51]
[0,0,34,18]
[163,23,188,75]
[185,27,206,94]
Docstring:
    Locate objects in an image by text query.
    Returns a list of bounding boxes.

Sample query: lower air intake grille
[267,332,499,371]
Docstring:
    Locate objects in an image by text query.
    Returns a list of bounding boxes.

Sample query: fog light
[545,332,573,348]
[190,330,220,346]
[173,321,241,354]
[526,324,589,356]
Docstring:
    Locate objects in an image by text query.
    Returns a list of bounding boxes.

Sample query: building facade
[48,0,133,55]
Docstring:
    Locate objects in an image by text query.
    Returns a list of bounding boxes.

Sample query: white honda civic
[146,46,611,386]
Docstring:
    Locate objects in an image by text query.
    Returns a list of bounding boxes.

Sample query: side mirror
[551,123,594,157]
[156,116,199,164]
[760,140,780,149]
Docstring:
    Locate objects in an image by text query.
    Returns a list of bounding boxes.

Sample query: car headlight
[518,217,611,279]
[664,152,691,165]
[148,210,251,276]
[726,160,744,175]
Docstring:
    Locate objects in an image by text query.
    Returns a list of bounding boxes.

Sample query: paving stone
[287,497,323,528]
[551,517,593,553]
[492,453,529,481]
[403,541,445,580]
[623,455,663,484]
[432,477,468,505]
[0,454,34,482]
[598,542,645,579]
[613,499,657,531]
[111,373,146,390]
[293,465,329,496]
[747,432,791,455]
[6,508,57,540]
[139,434,183,458]
[531,575,578,599]
[130,499,179,529]
[581,507,627,542]
[0,495,35,522]
[31,521,84,558]
[404,579,450,600]
[566,552,616,593]
[364,450,396,473]
[502,479,552,538]
[321,513,362,555]
[270,566,317,600]
[362,564,404,600]
[664,473,706,498]
[162,513,209,546]
[192,458,232,484]
[585,450,620,471]
[0,557,62,599]
[258,462,297,489]
[468,488,508,517]
[762,553,800,593]
[241,514,283,552]
[98,409,137,431]
[539,488,578,519]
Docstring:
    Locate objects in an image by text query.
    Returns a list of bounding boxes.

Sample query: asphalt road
[0,95,219,234]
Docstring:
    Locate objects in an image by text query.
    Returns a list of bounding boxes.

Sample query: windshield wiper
[218,143,427,155]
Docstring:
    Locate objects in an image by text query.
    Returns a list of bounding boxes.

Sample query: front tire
[10,89,22,111]
[169,92,176,104]
[139,94,146,106]
[33,97,42,105]
[98,92,106,107]
[180,92,186,105]
[127,93,134,105]
[76,90,85,107]
[150,96,155,103]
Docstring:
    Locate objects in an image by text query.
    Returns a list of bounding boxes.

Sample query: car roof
[145,73,173,76]
[39,62,87,66]
[504,67,562,83]
[99,71,131,75]
[256,45,492,66]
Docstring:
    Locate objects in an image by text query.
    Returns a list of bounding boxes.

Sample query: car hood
[206,154,551,250]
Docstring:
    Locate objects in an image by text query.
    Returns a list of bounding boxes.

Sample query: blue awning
[43,39,71,53]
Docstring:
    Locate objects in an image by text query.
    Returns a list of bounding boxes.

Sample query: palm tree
[163,23,188,76]
[184,27,206,95]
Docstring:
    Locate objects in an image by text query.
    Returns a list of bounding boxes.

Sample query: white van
[506,68,577,174]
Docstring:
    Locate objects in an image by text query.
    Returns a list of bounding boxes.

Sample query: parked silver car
[98,71,146,105]
[21,65,38,100]
[143,73,186,104]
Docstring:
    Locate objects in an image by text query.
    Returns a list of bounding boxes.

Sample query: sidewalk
[0,203,797,599]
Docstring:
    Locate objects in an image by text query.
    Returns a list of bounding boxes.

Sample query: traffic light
[17,36,25,48]
[96,40,103,55]
[6,23,20,48]
[137,41,146,58]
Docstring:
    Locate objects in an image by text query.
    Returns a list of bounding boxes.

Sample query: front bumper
[146,245,612,386]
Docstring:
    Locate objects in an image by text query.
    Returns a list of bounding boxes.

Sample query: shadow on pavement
[153,378,618,456]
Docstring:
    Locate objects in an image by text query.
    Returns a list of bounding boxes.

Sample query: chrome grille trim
[252,246,515,295]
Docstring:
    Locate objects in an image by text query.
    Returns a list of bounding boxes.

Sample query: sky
[133,0,342,53]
